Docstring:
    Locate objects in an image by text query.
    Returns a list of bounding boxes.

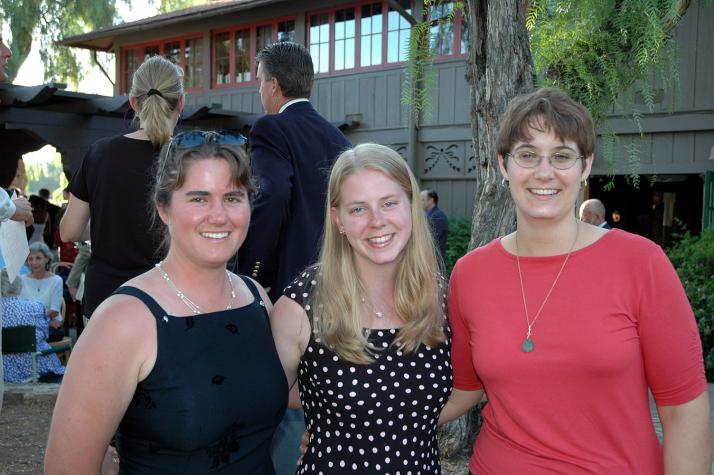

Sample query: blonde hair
[312,143,445,364]
[130,56,184,148]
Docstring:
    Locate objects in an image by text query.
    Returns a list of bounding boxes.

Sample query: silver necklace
[360,295,389,319]
[515,223,579,353]
[155,260,236,315]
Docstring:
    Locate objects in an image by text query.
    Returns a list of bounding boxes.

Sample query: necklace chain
[515,223,579,353]
[155,261,236,315]
[360,295,386,319]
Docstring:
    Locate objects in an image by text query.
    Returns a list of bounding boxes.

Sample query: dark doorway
[587,174,704,248]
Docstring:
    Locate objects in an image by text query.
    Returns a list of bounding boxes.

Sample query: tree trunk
[467,0,534,248]
[438,0,535,456]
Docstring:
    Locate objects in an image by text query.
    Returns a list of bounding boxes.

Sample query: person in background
[0,30,35,414]
[46,131,286,473]
[54,188,78,264]
[441,88,711,474]
[236,41,350,474]
[579,198,611,229]
[19,242,64,342]
[420,188,449,262]
[27,194,48,245]
[2,268,65,383]
[60,56,185,320]
[271,143,451,474]
[38,188,61,248]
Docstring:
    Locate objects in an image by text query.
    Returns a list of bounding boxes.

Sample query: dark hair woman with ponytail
[60,56,185,320]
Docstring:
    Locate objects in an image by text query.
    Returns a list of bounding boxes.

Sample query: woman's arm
[46,276,63,321]
[438,388,485,426]
[657,391,712,475]
[59,194,90,243]
[270,296,311,395]
[45,297,155,474]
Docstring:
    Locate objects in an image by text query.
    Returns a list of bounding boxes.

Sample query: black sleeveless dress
[114,277,287,474]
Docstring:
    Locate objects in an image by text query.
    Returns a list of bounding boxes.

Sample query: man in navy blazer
[237,42,350,302]
[236,41,349,475]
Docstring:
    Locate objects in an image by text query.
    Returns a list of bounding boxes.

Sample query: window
[215,32,231,85]
[335,8,356,71]
[211,18,296,88]
[430,2,454,56]
[144,45,160,61]
[120,34,204,94]
[460,10,469,55]
[387,1,411,63]
[307,1,463,76]
[184,38,203,89]
[235,29,251,83]
[277,20,295,42]
[429,1,467,57]
[309,13,330,74]
[163,41,180,64]
[360,3,382,67]
[123,48,140,93]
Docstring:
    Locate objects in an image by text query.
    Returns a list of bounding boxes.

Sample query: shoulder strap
[238,275,269,318]
[112,286,167,321]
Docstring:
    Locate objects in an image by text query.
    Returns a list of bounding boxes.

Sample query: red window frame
[120,33,204,95]
[211,16,296,90]
[306,1,467,78]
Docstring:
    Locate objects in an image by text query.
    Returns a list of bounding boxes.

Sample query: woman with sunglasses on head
[46,132,287,474]
[60,56,185,321]
[441,88,711,474]
[270,143,452,474]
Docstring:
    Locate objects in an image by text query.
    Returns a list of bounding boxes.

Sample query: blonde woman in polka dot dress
[271,143,452,474]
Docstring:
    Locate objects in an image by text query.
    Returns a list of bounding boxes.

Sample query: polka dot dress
[283,266,452,475]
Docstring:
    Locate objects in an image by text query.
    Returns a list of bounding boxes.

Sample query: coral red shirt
[449,229,706,474]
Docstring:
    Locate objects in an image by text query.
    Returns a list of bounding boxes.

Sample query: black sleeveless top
[114,277,287,474]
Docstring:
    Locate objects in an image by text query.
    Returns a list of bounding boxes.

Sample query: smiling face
[27,251,49,275]
[0,34,12,82]
[158,157,251,268]
[331,169,413,274]
[498,126,593,226]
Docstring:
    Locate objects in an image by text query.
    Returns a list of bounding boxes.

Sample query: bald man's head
[579,199,606,226]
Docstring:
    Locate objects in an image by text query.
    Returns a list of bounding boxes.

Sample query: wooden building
[51,0,714,238]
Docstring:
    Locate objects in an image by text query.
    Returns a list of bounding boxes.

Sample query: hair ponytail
[130,56,184,148]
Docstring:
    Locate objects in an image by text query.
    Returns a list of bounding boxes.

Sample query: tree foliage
[0,0,124,85]
[528,0,700,182]
[0,0,205,87]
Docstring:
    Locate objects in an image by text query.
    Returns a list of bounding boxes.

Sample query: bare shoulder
[230,272,273,310]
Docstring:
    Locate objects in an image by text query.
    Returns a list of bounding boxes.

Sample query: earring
[501,177,509,187]
[339,228,345,235]
[581,179,588,188]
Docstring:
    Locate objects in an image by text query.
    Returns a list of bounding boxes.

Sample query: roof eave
[59,0,284,52]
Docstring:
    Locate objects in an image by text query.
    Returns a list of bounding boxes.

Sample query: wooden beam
[385,0,418,26]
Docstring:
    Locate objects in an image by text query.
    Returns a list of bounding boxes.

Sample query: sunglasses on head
[170,130,247,150]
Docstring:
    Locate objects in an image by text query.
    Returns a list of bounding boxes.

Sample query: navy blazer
[238,101,350,301]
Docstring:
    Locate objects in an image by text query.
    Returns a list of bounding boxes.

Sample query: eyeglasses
[169,130,247,151]
[506,150,583,170]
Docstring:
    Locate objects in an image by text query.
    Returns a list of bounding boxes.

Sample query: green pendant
[522,337,534,353]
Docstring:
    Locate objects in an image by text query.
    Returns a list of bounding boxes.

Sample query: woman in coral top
[440,88,711,474]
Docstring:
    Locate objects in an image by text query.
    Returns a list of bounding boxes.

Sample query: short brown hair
[497,88,595,158]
